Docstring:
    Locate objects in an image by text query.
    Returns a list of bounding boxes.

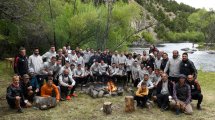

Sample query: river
[129,43,215,72]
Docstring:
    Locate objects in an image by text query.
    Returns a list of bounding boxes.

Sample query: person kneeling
[59,69,76,100]
[187,75,203,110]
[172,74,193,115]
[6,75,32,113]
[156,73,174,111]
[134,82,149,108]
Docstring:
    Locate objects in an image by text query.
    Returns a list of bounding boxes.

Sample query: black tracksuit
[186,80,203,105]
[180,59,197,77]
[14,54,28,76]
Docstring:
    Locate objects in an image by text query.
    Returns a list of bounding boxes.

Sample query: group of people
[6,45,203,115]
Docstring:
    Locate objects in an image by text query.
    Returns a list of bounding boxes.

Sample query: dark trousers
[116,75,127,86]
[157,94,169,108]
[60,86,75,98]
[133,78,140,87]
[7,97,26,109]
[127,71,132,84]
[99,73,107,83]
[92,72,100,82]
[74,77,86,90]
[168,76,179,83]
[134,95,148,106]
[192,92,203,105]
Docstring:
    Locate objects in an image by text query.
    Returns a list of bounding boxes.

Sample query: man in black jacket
[187,75,203,110]
[14,47,28,76]
[180,53,197,78]
[6,75,32,113]
[156,73,174,111]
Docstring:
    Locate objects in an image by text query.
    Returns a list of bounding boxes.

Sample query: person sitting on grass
[29,68,40,95]
[134,82,149,108]
[137,73,154,98]
[172,74,193,115]
[59,69,76,100]
[187,75,203,110]
[20,74,35,102]
[41,76,60,102]
[156,73,174,111]
[6,75,32,113]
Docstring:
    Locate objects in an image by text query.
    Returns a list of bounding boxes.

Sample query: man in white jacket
[125,53,134,84]
[42,45,56,62]
[28,48,43,75]
[111,51,119,65]
[59,69,76,100]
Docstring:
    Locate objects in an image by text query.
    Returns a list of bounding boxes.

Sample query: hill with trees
[0,0,215,58]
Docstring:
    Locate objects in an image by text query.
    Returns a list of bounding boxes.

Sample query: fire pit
[85,81,124,98]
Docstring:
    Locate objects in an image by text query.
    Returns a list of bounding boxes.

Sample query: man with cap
[172,74,193,115]
[187,75,203,110]
[156,73,174,111]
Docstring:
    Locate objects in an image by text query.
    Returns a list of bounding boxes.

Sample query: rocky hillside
[130,0,196,45]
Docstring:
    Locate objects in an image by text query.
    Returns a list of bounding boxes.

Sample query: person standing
[125,53,134,84]
[14,47,28,76]
[42,45,56,62]
[180,53,197,78]
[28,47,43,75]
[160,53,169,71]
[164,50,181,83]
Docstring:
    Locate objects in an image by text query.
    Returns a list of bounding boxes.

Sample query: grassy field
[0,61,215,120]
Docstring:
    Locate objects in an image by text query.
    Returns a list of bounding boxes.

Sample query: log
[103,102,112,114]
[125,96,135,112]
[91,90,98,98]
[98,90,105,98]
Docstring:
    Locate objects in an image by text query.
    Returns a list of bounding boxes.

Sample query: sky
[174,0,215,10]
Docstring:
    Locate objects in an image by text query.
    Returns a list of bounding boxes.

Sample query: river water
[129,43,215,72]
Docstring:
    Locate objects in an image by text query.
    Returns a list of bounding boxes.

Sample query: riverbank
[0,61,215,119]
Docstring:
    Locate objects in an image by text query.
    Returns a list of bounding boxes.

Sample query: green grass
[0,61,215,120]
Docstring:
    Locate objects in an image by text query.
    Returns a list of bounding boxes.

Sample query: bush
[141,31,155,43]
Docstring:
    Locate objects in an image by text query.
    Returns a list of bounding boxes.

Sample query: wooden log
[98,90,105,98]
[103,102,112,114]
[125,96,135,112]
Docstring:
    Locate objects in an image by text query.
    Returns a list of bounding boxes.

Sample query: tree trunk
[103,102,112,114]
[125,96,135,112]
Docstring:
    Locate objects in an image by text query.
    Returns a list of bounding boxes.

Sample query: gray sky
[175,0,215,10]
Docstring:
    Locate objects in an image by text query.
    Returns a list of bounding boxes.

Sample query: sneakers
[70,93,78,97]
[17,108,23,113]
[197,104,202,110]
[66,96,71,100]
